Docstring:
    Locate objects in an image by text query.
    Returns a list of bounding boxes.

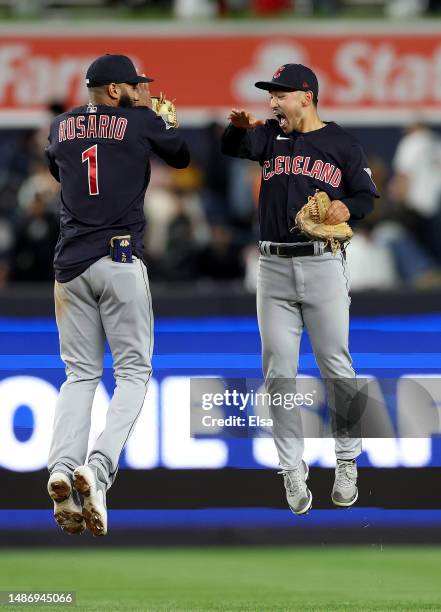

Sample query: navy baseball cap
[86,54,154,88]
[255,64,318,99]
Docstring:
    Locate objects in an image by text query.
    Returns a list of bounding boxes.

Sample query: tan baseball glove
[151,93,178,128]
[294,190,353,254]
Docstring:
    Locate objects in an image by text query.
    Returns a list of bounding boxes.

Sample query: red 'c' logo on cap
[302,81,309,88]
[273,65,286,79]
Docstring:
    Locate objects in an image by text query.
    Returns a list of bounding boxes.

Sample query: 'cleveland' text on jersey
[263,156,341,187]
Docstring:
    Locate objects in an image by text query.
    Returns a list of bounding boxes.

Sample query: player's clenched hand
[325,200,350,225]
[229,109,265,129]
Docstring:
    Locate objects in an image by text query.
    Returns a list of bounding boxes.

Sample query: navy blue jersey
[46,104,190,282]
[222,120,378,244]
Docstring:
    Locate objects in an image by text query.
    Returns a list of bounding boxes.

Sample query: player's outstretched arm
[147,114,190,169]
[228,109,265,129]
[221,110,267,161]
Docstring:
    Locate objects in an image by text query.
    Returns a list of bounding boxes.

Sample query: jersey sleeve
[45,122,60,182]
[144,111,190,169]
[341,142,379,219]
[221,124,268,162]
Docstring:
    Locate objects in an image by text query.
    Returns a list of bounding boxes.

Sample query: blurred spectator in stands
[293,0,341,15]
[0,183,22,219]
[239,164,262,292]
[252,0,291,14]
[0,217,14,288]
[161,185,201,281]
[1,131,40,200]
[386,0,429,17]
[219,0,249,14]
[10,156,60,281]
[374,223,441,288]
[345,156,398,289]
[174,0,217,17]
[346,229,398,290]
[429,0,441,11]
[18,158,60,216]
[11,0,43,17]
[228,161,259,249]
[198,224,243,280]
[389,121,441,264]
[12,190,59,282]
[143,161,177,263]
[115,0,156,7]
[243,243,259,293]
[201,122,230,224]
[145,164,209,280]
[35,100,67,153]
[144,163,208,277]
[311,0,341,14]
[348,155,441,289]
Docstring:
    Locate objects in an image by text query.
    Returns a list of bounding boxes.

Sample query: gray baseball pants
[256,247,361,470]
[48,256,153,489]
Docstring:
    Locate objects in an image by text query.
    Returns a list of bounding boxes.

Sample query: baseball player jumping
[45,54,190,535]
[222,64,378,514]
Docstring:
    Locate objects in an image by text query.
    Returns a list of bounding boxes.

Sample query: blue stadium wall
[1,293,441,543]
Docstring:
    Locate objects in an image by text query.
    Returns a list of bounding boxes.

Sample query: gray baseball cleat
[279,460,312,515]
[47,472,85,535]
[73,465,107,537]
[332,459,358,507]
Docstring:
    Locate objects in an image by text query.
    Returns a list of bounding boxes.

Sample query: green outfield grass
[0,546,439,611]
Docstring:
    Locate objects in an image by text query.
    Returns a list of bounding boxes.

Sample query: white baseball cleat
[47,472,85,535]
[332,459,358,507]
[73,465,107,537]
[279,460,312,515]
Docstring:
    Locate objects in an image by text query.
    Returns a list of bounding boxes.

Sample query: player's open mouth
[274,111,288,129]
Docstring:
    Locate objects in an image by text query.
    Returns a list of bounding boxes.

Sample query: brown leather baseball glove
[151,93,178,128]
[294,190,353,254]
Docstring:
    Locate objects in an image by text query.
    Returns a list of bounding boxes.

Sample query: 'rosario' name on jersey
[58,114,128,142]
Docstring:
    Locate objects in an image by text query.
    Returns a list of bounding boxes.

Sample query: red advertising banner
[0,25,440,125]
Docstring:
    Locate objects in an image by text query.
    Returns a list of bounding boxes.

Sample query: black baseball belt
[259,241,334,258]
